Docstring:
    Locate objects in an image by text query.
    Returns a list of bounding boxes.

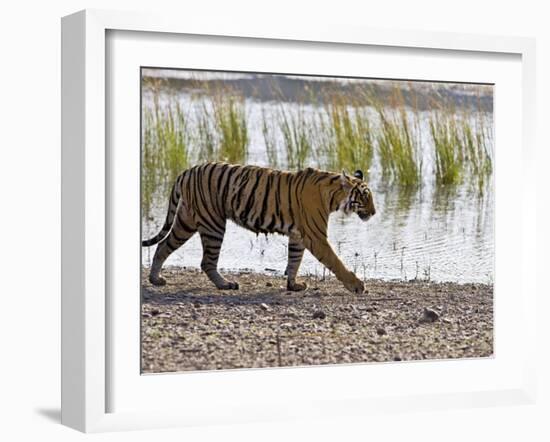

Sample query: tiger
[142,162,376,294]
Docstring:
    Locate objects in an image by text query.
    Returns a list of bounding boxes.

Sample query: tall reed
[372,88,422,187]
[261,108,279,168]
[141,86,191,216]
[429,93,493,189]
[429,109,464,185]
[278,105,313,170]
[195,88,249,164]
[460,111,493,190]
[313,110,338,171]
[195,102,217,162]
[212,92,249,164]
[326,99,374,174]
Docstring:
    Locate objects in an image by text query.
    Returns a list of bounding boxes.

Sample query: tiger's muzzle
[357,208,376,221]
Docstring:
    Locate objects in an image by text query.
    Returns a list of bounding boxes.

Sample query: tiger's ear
[340,170,352,189]
[353,170,364,180]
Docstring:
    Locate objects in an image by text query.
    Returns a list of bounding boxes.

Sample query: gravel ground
[141,267,493,373]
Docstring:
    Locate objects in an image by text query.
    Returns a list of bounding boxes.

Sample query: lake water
[141,90,494,284]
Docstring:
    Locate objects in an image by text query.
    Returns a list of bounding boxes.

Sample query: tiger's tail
[142,174,183,247]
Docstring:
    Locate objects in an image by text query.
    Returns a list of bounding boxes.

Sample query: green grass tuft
[373,96,422,187]
[429,110,464,186]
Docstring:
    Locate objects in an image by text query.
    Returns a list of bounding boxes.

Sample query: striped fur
[142,162,376,293]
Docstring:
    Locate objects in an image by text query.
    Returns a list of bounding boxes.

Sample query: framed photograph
[61,9,537,433]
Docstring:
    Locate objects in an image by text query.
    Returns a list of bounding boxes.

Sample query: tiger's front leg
[199,229,239,290]
[303,235,365,294]
[286,236,307,291]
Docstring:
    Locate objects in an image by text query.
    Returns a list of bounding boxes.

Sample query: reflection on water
[142,180,493,284]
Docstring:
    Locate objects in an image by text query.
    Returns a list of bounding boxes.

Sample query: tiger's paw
[149,275,166,286]
[217,281,239,290]
[343,277,365,294]
[287,280,307,291]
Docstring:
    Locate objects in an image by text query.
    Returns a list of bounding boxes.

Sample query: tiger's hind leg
[286,236,307,291]
[199,229,239,290]
[149,213,196,286]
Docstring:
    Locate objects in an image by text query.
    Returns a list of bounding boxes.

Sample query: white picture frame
[61,9,537,433]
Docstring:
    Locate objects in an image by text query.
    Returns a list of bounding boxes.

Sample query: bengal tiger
[142,162,376,294]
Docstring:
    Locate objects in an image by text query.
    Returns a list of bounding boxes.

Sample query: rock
[265,282,273,287]
[312,310,326,320]
[376,327,387,336]
[260,303,270,311]
[151,309,160,316]
[422,307,440,322]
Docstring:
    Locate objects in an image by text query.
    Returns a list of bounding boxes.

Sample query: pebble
[376,327,387,336]
[422,308,440,322]
[312,310,327,320]
[265,282,273,287]
[260,303,270,311]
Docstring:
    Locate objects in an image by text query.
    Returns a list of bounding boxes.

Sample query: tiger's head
[340,170,376,221]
